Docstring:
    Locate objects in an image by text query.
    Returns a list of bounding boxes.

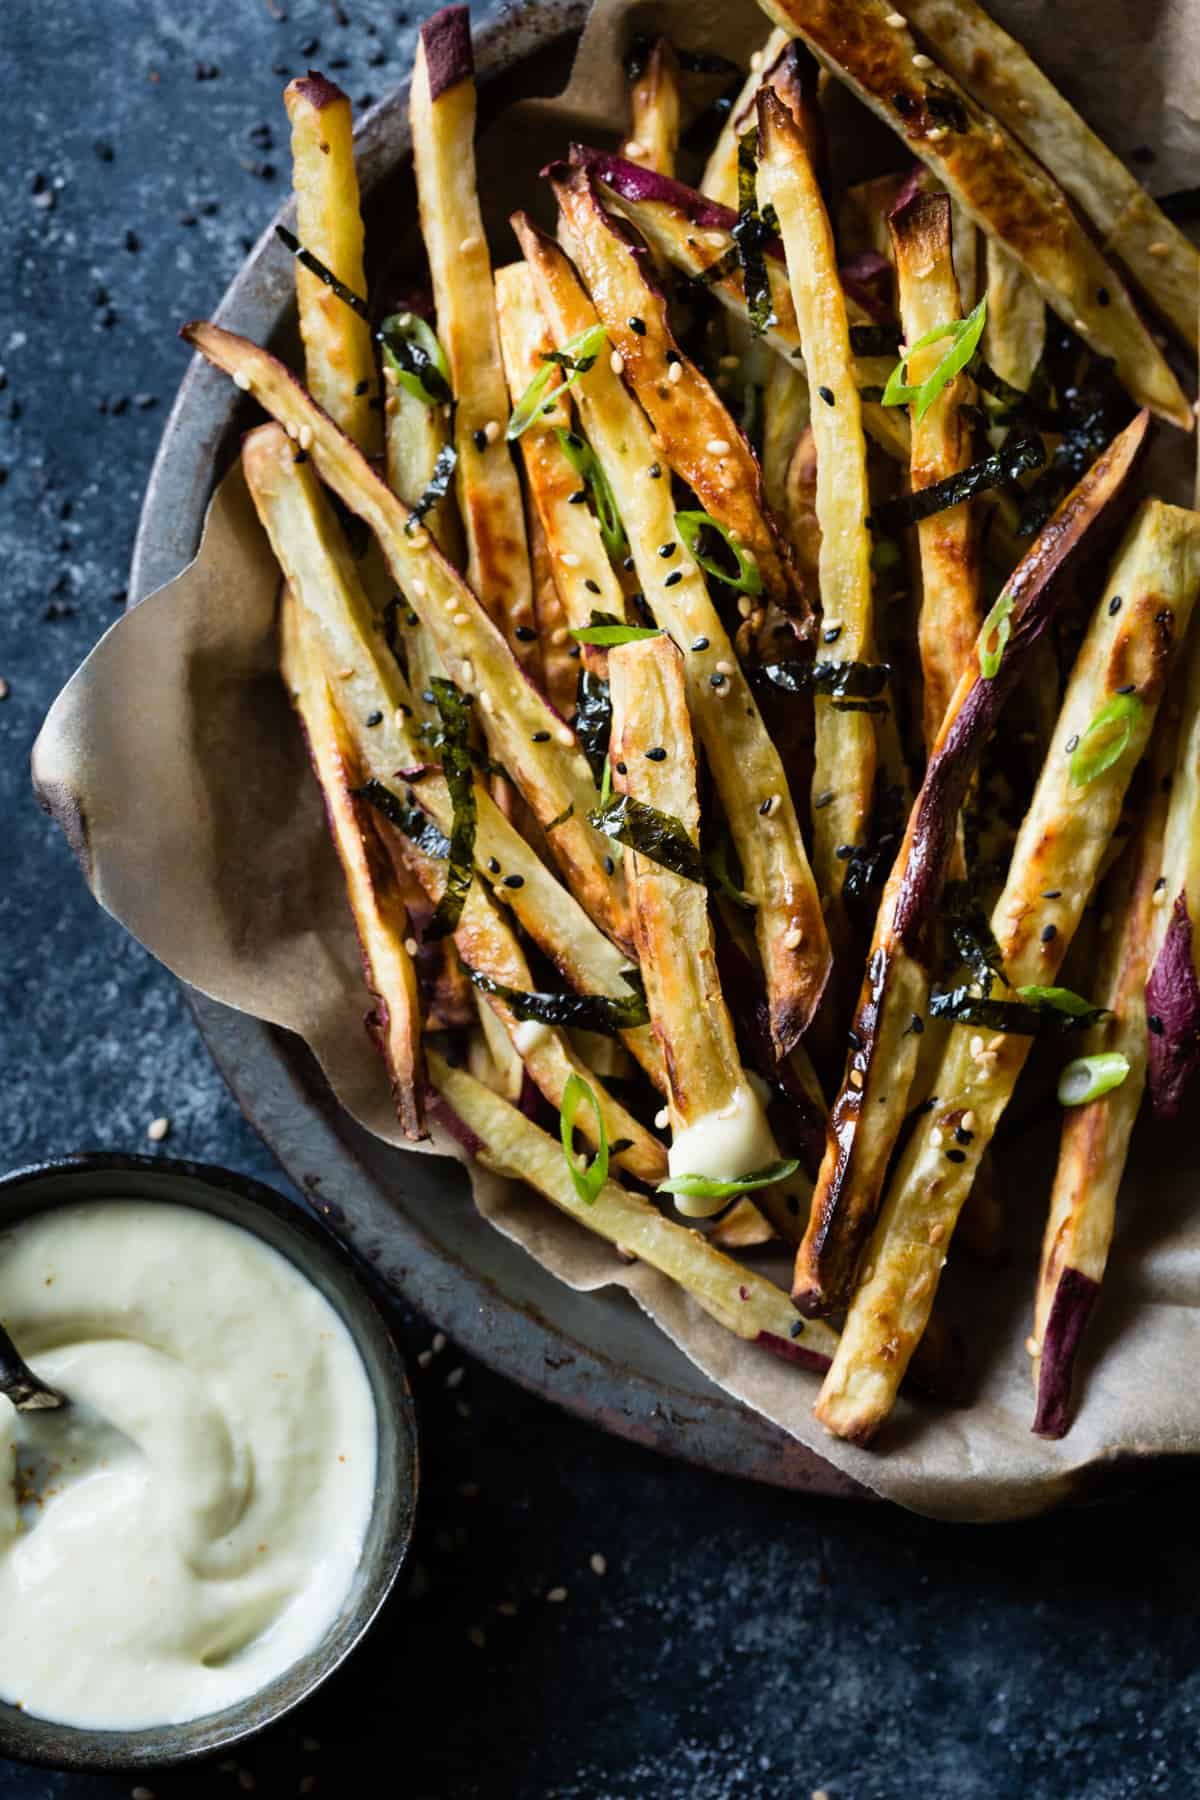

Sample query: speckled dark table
[3,3,1199,1796]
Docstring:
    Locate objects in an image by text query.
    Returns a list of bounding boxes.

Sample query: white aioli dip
[0,1201,377,1730]
[667,1077,780,1217]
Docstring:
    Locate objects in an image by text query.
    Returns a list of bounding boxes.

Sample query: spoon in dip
[0,1318,139,1524]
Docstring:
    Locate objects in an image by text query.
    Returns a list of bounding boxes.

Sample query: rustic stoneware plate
[128,0,861,1500]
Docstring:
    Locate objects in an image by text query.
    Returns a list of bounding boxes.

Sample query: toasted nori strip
[355,779,452,861]
[275,224,370,322]
[424,678,476,940]
[406,441,457,534]
[944,879,1008,995]
[734,126,774,337]
[928,987,1108,1035]
[589,794,706,887]
[376,312,453,405]
[842,779,906,935]
[461,961,650,1035]
[757,659,891,699]
[868,434,1046,536]
[574,668,612,787]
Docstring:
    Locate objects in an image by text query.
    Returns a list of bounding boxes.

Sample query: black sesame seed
[664,571,683,587]
[892,91,915,116]
[691,636,709,652]
[665,349,681,364]
[847,1028,862,1049]
[648,462,662,479]
[294,449,309,464]
[710,672,726,688]
[787,1195,800,1217]
[568,644,581,658]
[366,710,383,727]
[1148,1014,1164,1035]
[564,432,583,449]
[645,746,667,761]
[1155,876,1167,892]
[658,542,677,558]
[123,228,140,253]
[789,1318,804,1338]
[584,578,601,595]
[1155,609,1173,625]
[823,625,842,644]
[487,857,501,874]
[835,844,854,861]
[604,855,615,875]
[945,1148,967,1164]
[818,385,836,406]
[514,625,537,642]
[421,689,435,704]
[406,610,418,627]
[503,874,525,889]
[911,1013,924,1034]
[955,1125,973,1145]
[1065,733,1080,753]
[616,761,627,775]
[814,790,834,809]
[628,316,647,335]
[1097,286,1111,306]
[1041,923,1057,943]
[1108,594,1122,615]
[1042,889,1062,899]
[1116,683,1136,695]
[623,556,636,572]
[532,730,550,743]
[472,428,487,452]
[568,488,587,504]
[759,797,772,815]
[354,379,369,396]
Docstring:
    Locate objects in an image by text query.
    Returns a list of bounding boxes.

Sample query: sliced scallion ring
[1058,1052,1130,1107]
[570,608,661,647]
[978,590,1015,680]
[555,428,626,558]
[882,293,988,424]
[507,325,607,440]
[657,1159,799,1200]
[559,1071,609,1205]
[378,311,451,406]
[1070,693,1142,787]
[674,510,763,595]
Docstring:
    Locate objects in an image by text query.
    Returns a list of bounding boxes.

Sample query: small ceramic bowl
[0,1153,419,1773]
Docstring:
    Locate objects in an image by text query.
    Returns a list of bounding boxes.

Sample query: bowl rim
[0,1152,419,1772]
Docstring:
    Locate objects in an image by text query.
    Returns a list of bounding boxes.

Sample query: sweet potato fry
[793,410,1149,1318]
[819,495,1200,1443]
[701,27,789,205]
[754,0,1191,428]
[623,36,681,175]
[1145,618,1200,1118]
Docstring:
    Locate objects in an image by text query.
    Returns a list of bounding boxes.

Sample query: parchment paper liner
[31,0,1200,1520]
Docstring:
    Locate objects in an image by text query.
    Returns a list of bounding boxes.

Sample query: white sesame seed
[885,9,905,22]
[446,1365,464,1389]
[1072,318,1088,335]
[654,1107,670,1129]
[624,139,645,160]
[970,1035,985,1057]
[453,610,469,627]
[432,1331,447,1352]
[737,595,753,617]
[384,363,399,387]
[715,659,734,676]
[337,666,355,680]
[590,1552,607,1575]
[750,49,764,69]
[459,234,481,254]
[546,1586,568,1603]
[987,1036,1005,1052]
[411,580,426,597]
[991,130,1004,150]
[385,394,398,416]
[610,350,625,375]
[962,1110,976,1132]
[561,551,581,567]
[408,527,429,548]
[860,1264,875,1284]
[1025,1335,1041,1358]
[926,125,947,140]
[298,424,313,451]
[783,925,803,949]
[555,724,574,747]
[147,1116,170,1143]
[479,690,494,714]
[398,312,413,327]
[706,437,731,455]
[930,1127,944,1147]
[668,361,684,384]
[848,1069,864,1091]
[233,371,251,392]
[484,419,501,443]
[912,51,933,68]
[1148,241,1169,257]
[459,660,475,687]
[703,231,726,250]
[1017,97,1035,115]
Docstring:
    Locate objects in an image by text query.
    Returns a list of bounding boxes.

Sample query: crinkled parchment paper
[31,0,1200,1519]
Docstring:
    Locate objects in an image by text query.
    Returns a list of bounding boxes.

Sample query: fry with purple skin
[548,153,807,626]
[752,0,1191,429]
[513,216,831,1055]
[427,1049,839,1370]
[623,36,681,176]
[182,321,632,955]
[892,0,1199,345]
[818,495,1200,1444]
[410,7,537,669]
[888,189,981,751]
[791,411,1149,1319]
[1145,616,1200,1118]
[283,72,379,455]
[280,588,425,1141]
[1031,730,1175,1438]
[608,634,799,1244]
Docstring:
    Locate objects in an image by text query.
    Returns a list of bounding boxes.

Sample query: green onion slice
[1058,1052,1130,1107]
[882,293,988,424]
[507,325,607,440]
[378,311,452,406]
[1069,693,1142,787]
[556,429,627,559]
[424,678,476,940]
[570,609,661,647]
[675,510,763,595]
[1016,985,1102,1016]
[658,1159,799,1200]
[560,1071,609,1205]
[704,832,756,910]
[978,590,1015,680]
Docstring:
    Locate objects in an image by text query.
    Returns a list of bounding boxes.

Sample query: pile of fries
[183,0,1200,1450]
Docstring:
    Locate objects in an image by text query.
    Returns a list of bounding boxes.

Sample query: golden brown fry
[757,88,878,909]
[280,588,424,1140]
[981,238,1045,429]
[283,73,380,454]
[410,9,536,665]
[894,0,1199,344]
[889,190,981,749]
[819,497,1200,1443]
[623,37,681,175]
[755,0,1191,428]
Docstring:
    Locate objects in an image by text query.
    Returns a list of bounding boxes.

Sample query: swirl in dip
[0,1200,377,1730]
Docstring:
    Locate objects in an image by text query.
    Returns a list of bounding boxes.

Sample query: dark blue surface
[3,2,1199,1795]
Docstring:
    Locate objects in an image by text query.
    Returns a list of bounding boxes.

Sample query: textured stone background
[3,2,1200,1795]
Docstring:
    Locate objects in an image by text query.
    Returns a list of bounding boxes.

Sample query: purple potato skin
[1145,891,1200,1120]
[421,4,473,101]
[758,1330,832,1375]
[290,71,348,112]
[1033,1265,1101,1438]
[426,1090,487,1158]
